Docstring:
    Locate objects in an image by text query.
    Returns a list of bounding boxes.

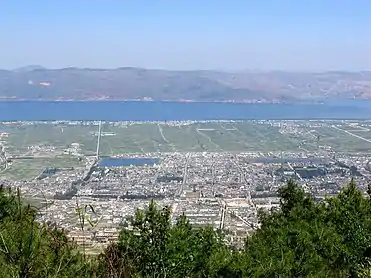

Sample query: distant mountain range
[0,66,370,102]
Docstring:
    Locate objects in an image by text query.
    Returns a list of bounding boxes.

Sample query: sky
[1,0,370,71]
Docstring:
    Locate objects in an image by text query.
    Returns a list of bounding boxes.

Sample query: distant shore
[0,98,321,105]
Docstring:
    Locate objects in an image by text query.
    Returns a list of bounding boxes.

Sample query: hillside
[0,67,370,102]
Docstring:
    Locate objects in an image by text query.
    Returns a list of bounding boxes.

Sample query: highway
[176,155,189,197]
[332,125,371,143]
[231,154,252,202]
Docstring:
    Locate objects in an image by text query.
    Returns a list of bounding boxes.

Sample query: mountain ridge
[0,66,370,102]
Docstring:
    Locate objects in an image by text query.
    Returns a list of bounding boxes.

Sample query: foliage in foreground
[1,180,371,277]
[0,186,95,277]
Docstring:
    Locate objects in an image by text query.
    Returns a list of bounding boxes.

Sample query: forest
[1,179,371,277]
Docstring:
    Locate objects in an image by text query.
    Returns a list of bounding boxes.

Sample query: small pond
[98,157,160,167]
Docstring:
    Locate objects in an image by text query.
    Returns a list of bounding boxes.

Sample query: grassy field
[316,125,371,152]
[2,124,98,154]
[98,122,309,153]
[2,121,371,156]
[0,156,84,181]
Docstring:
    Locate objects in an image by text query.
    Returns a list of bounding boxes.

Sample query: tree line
[1,179,371,277]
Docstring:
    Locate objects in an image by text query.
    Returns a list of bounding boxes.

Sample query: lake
[0,100,371,121]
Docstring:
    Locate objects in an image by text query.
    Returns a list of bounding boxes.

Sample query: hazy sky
[1,0,370,71]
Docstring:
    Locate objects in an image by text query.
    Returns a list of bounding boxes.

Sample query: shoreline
[0,98,320,105]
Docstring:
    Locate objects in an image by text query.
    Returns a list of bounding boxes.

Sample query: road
[0,144,8,171]
[287,162,303,181]
[231,154,252,202]
[331,125,371,143]
[196,128,223,151]
[157,123,176,152]
[176,155,189,197]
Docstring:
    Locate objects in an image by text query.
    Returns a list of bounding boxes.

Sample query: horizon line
[4,65,371,74]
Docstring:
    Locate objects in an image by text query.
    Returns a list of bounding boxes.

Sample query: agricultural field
[0,156,84,181]
[0,124,98,155]
[1,120,371,181]
[2,121,371,156]
[325,121,371,152]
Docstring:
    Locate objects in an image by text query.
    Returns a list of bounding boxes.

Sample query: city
[2,0,371,275]
[1,119,371,253]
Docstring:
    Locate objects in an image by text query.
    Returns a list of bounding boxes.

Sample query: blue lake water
[98,157,160,167]
[0,100,371,121]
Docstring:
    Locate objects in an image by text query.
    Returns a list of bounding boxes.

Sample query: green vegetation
[9,120,371,181]
[315,126,371,153]
[0,187,94,277]
[1,156,83,181]
[1,180,371,277]
[2,121,371,167]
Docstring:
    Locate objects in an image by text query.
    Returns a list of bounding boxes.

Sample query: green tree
[232,179,371,277]
[325,179,371,276]
[96,243,133,278]
[0,186,94,277]
[3,178,371,277]
[118,200,172,276]
[111,200,231,277]
[0,185,18,221]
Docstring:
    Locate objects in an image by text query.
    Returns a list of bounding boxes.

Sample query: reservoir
[98,157,160,167]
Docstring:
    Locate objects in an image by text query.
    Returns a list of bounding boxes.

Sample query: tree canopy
[1,180,371,277]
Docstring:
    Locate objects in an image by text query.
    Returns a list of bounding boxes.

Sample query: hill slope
[0,67,370,102]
